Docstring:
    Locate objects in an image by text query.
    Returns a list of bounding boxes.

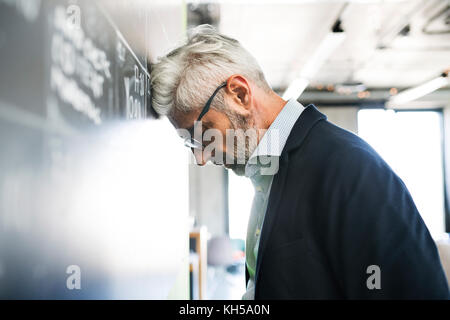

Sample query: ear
[226,75,251,109]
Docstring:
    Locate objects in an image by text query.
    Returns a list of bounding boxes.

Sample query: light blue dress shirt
[242,98,305,300]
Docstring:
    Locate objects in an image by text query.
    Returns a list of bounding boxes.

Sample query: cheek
[207,129,230,155]
[210,116,234,151]
[204,110,239,155]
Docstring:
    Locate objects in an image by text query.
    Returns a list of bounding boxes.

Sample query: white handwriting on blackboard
[51,66,101,124]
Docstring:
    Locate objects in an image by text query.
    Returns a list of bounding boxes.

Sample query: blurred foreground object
[0,0,189,299]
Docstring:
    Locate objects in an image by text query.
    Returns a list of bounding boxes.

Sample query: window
[358,109,445,239]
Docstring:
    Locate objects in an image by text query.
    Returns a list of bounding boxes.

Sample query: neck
[250,90,287,144]
[259,91,287,130]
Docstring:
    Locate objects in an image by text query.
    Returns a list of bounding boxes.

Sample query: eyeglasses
[184,82,227,150]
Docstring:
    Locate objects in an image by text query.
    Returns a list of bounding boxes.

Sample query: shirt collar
[245,98,305,178]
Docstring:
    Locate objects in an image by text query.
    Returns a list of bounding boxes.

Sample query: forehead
[169,108,199,130]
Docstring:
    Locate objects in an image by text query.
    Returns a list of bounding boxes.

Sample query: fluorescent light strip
[301,32,346,79]
[387,75,449,107]
[283,32,346,100]
[282,78,309,100]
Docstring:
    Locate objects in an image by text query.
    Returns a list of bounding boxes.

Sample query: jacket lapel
[254,104,327,290]
[254,154,289,285]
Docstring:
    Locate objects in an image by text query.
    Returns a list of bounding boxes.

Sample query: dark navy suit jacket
[246,104,450,299]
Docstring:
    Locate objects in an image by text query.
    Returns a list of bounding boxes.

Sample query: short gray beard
[225,110,258,177]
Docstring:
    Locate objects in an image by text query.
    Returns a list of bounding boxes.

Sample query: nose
[192,148,209,166]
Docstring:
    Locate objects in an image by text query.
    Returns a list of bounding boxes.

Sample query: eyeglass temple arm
[196,82,227,121]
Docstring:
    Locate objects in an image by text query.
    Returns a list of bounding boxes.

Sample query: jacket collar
[282,104,327,156]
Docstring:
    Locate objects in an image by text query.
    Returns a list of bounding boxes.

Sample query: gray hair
[150,24,271,117]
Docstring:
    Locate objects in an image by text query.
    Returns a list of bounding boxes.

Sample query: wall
[444,106,450,232]
[318,106,359,134]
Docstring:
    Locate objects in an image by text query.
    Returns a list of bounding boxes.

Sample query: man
[150,24,449,299]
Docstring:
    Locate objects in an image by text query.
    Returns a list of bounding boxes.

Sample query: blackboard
[46,1,156,128]
[0,0,189,299]
[1,0,157,128]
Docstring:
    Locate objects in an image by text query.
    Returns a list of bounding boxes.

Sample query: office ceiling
[197,0,450,92]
